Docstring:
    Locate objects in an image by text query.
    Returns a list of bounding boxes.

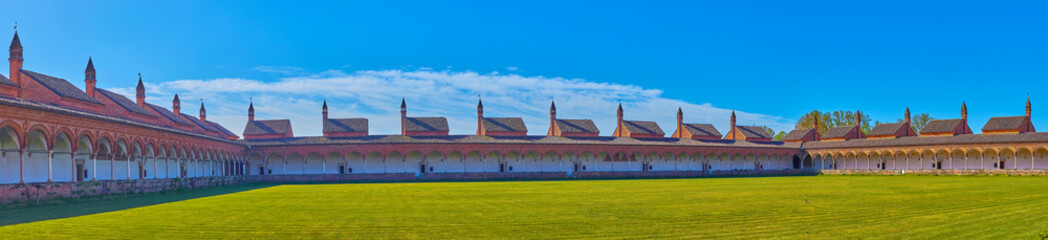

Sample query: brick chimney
[10,30,23,97]
[322,99,328,120]
[476,98,484,135]
[85,58,96,98]
[400,98,407,135]
[135,73,145,107]
[730,110,737,140]
[172,94,181,116]
[248,100,255,122]
[548,100,557,136]
[199,100,206,122]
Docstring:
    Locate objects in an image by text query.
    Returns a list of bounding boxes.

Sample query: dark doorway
[999,160,1006,169]
[792,156,801,169]
[881,161,887,170]
[573,163,579,172]
[499,163,505,172]
[76,163,85,182]
[339,165,346,174]
[420,164,427,173]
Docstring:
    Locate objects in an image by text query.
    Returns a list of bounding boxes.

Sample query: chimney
[199,100,206,122]
[400,98,407,135]
[855,111,862,127]
[961,101,968,121]
[730,110,737,140]
[1026,97,1032,117]
[10,30,23,97]
[248,100,255,122]
[172,94,181,116]
[676,107,683,138]
[904,106,911,136]
[476,98,484,135]
[85,58,96,98]
[548,100,557,136]
[617,102,624,124]
[322,99,328,120]
[813,110,820,141]
[135,73,145,107]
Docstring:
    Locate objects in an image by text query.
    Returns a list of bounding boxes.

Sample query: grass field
[1,175,1047,239]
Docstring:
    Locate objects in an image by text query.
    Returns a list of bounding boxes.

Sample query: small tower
[904,106,912,135]
[961,101,968,122]
[855,111,862,127]
[10,28,24,96]
[547,100,557,136]
[476,98,484,135]
[1026,97,1032,117]
[136,73,145,107]
[85,58,96,97]
[812,110,820,140]
[199,99,206,122]
[322,99,328,120]
[248,99,255,122]
[172,94,181,116]
[730,110,737,140]
[400,98,407,135]
[676,107,683,134]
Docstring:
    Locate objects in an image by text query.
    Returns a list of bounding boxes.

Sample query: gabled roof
[682,123,721,137]
[921,119,965,135]
[982,116,1028,132]
[244,119,291,135]
[405,117,449,132]
[324,118,368,133]
[0,74,16,86]
[21,70,100,104]
[822,126,858,139]
[482,117,527,132]
[555,119,599,133]
[180,113,218,132]
[867,123,907,137]
[736,125,771,138]
[782,128,815,141]
[206,120,237,137]
[145,103,193,126]
[623,120,664,135]
[96,89,155,117]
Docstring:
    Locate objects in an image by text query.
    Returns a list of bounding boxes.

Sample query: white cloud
[142,69,793,137]
[252,66,305,75]
[506,66,519,71]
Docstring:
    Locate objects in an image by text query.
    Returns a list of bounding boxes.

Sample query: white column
[153,156,157,179]
[126,154,131,180]
[91,154,97,181]
[47,150,53,182]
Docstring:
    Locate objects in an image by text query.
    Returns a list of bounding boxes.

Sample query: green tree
[759,125,775,137]
[774,131,787,141]
[794,110,871,135]
[898,113,933,135]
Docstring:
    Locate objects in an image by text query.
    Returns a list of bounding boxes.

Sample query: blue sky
[3,1,1047,136]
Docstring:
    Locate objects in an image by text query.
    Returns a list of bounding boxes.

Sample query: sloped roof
[0,74,16,86]
[921,119,964,134]
[482,117,527,132]
[682,123,721,137]
[405,117,449,132]
[21,70,99,103]
[806,131,1048,150]
[240,134,802,149]
[244,119,291,135]
[555,119,599,133]
[623,120,664,135]
[737,125,771,138]
[822,126,857,139]
[96,89,155,117]
[782,128,814,141]
[180,113,218,132]
[324,118,368,133]
[982,116,1027,132]
[146,103,193,126]
[867,123,906,137]
[206,120,237,137]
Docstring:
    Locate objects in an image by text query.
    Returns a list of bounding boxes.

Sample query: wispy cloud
[252,66,305,75]
[139,68,793,137]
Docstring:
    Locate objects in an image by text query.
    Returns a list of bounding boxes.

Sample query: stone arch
[1016,148,1034,170]
[263,153,284,175]
[386,151,406,173]
[999,148,1017,170]
[304,152,325,174]
[1034,148,1048,170]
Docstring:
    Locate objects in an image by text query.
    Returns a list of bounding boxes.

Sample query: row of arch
[0,125,246,184]
[244,150,802,175]
[805,147,1048,170]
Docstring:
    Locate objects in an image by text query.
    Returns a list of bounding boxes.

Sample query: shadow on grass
[0,183,275,226]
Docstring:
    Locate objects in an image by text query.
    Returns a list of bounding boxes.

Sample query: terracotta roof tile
[21,70,99,104]
[181,113,218,132]
[96,89,155,117]
[822,126,857,139]
[241,134,802,149]
[0,74,16,86]
[244,119,291,135]
[921,119,963,134]
[982,116,1027,132]
[623,120,664,135]
[324,118,368,133]
[555,119,599,133]
[404,117,449,132]
[482,117,527,132]
[867,123,906,137]
[782,128,814,141]
[206,120,237,137]
[146,103,193,126]
[737,126,771,138]
[806,132,1048,149]
[682,123,721,137]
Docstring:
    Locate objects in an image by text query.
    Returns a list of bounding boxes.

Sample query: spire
[855,111,862,127]
[961,101,968,120]
[9,31,20,51]
[1026,96,1032,117]
[248,98,255,122]
[477,97,483,113]
[9,25,24,93]
[322,99,328,120]
[172,94,181,116]
[549,99,556,115]
[400,97,407,135]
[135,72,145,106]
[616,102,623,119]
[84,58,97,97]
[199,99,206,122]
[730,110,737,140]
[905,106,911,124]
[476,97,484,135]
[400,97,406,112]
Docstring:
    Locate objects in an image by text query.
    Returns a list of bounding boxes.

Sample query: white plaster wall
[0,153,18,183]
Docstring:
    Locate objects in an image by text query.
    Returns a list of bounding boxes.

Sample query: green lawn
[1,175,1047,239]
